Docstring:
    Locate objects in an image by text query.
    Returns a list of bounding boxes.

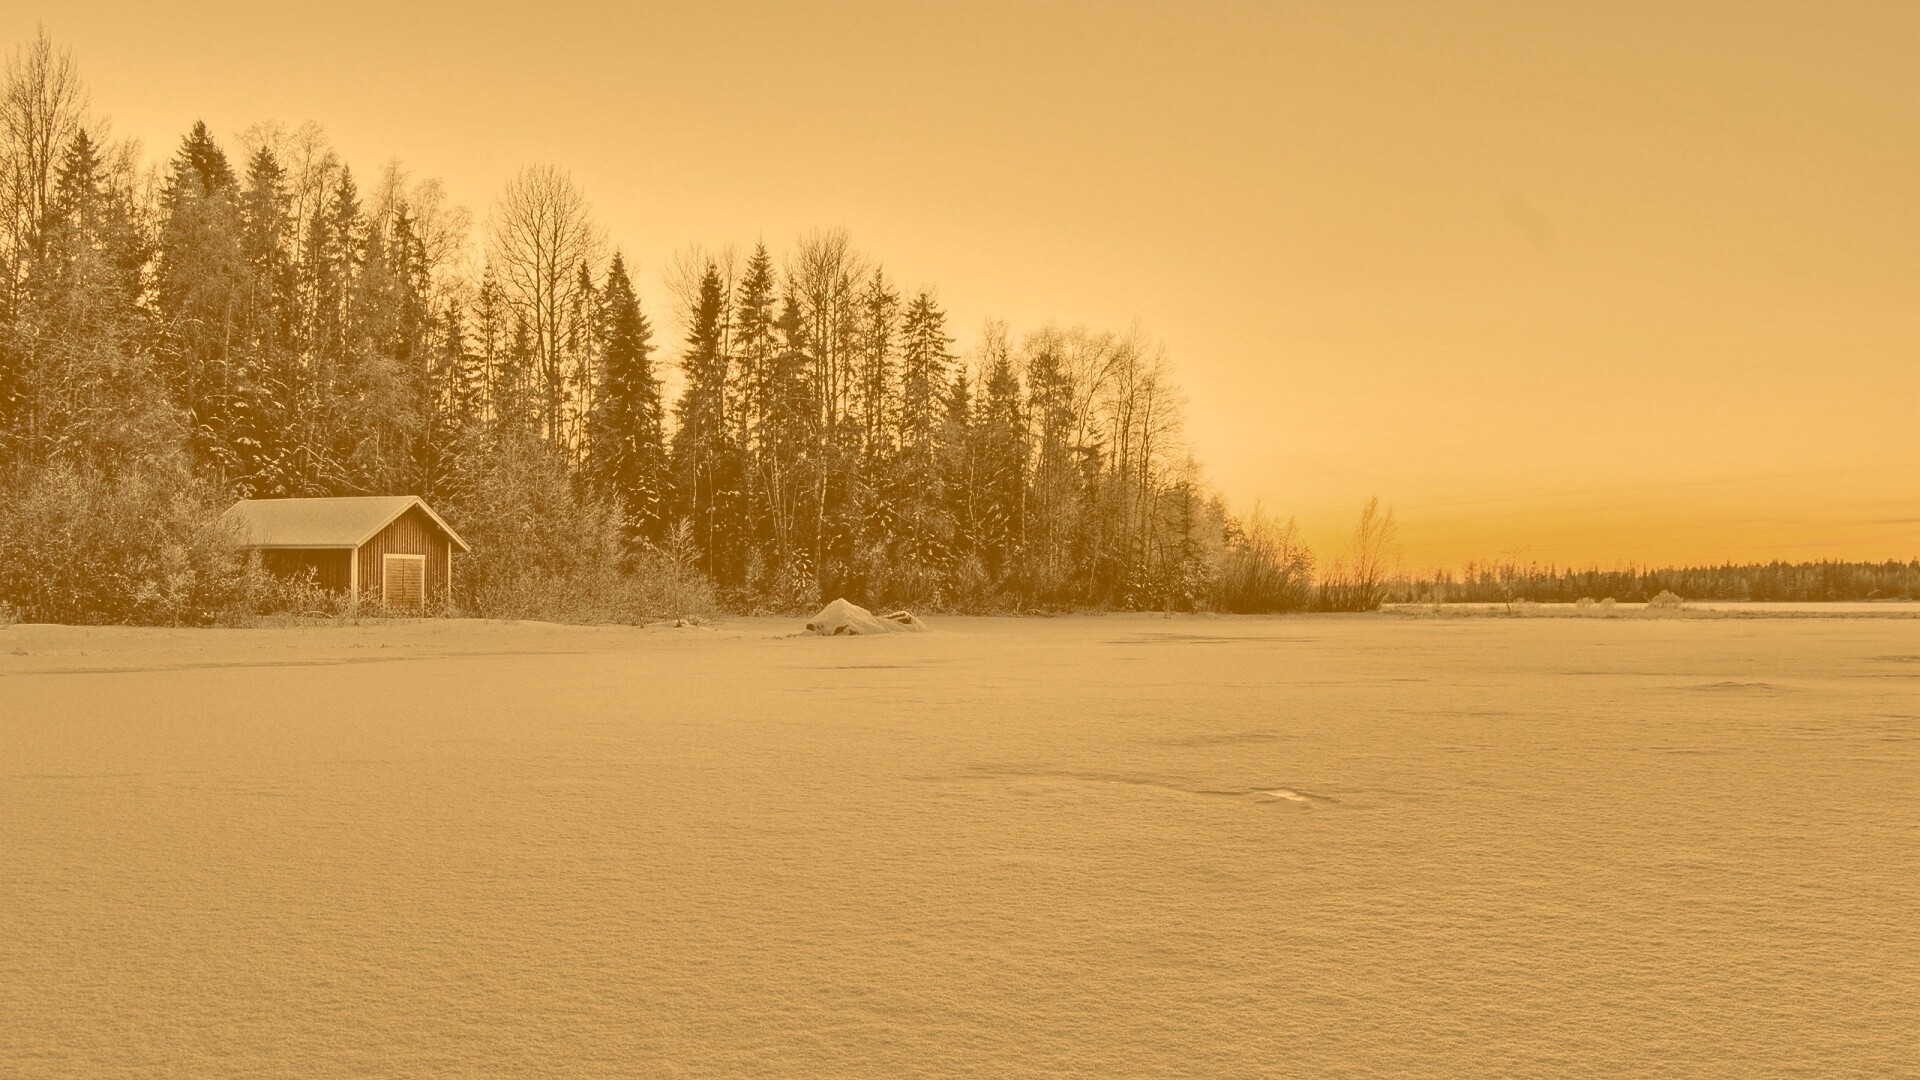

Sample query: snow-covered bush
[633,520,718,623]
[0,462,253,625]
[442,433,715,623]
[1213,510,1315,613]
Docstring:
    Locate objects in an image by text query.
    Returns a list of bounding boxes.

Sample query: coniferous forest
[1405,559,1920,605]
[0,32,1301,624]
[0,33,1908,625]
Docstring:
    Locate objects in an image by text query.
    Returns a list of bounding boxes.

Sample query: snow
[3,613,1918,1076]
[803,598,928,635]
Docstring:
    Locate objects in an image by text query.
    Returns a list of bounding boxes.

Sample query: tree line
[14,33,1879,625]
[1401,559,1920,605]
[4,31,1379,623]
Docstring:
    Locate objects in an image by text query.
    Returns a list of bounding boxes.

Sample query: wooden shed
[222,496,470,612]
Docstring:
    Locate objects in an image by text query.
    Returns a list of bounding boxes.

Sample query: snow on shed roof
[222,496,470,552]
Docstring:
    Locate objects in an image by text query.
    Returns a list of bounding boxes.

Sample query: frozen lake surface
[4,614,1917,1077]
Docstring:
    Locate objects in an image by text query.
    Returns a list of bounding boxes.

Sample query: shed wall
[260,548,353,593]
[357,506,451,607]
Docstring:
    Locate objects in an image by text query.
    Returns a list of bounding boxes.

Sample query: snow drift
[804,599,927,635]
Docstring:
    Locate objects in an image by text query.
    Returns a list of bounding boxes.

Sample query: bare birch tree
[0,28,88,318]
[1319,496,1400,610]
[788,227,867,433]
[487,164,600,447]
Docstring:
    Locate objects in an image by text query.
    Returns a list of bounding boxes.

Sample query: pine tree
[941,364,978,579]
[890,290,956,599]
[336,210,395,491]
[976,337,1028,583]
[5,129,167,468]
[730,244,778,449]
[237,146,298,493]
[898,291,952,460]
[438,299,481,433]
[153,121,248,478]
[728,243,780,571]
[565,259,599,451]
[472,266,506,425]
[670,265,742,583]
[853,269,898,461]
[1023,331,1083,602]
[175,120,236,193]
[586,251,665,543]
[278,164,366,493]
[760,294,818,585]
[500,311,537,436]
[417,298,476,502]
[317,167,362,353]
[42,130,103,255]
[341,200,435,494]
[238,147,296,336]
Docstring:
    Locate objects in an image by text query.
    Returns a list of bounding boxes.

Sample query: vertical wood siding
[260,549,353,593]
[357,506,451,609]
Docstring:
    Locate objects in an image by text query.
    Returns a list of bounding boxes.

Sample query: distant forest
[1402,560,1920,604]
[0,32,1907,625]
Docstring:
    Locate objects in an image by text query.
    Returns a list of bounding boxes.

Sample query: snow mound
[804,599,927,636]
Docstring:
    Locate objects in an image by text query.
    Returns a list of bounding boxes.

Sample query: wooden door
[382,554,426,613]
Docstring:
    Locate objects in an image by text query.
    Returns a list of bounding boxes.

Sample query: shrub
[738,546,822,615]
[442,432,718,623]
[0,461,253,625]
[1213,510,1315,613]
[442,433,620,620]
[1314,498,1399,612]
[1647,589,1686,610]
[1570,596,1618,619]
[634,520,720,623]
[229,565,354,625]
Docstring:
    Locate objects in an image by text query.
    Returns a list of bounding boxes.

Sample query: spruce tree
[238,147,295,336]
[566,259,599,450]
[154,121,248,479]
[438,300,481,434]
[586,251,665,543]
[977,342,1028,582]
[669,265,739,580]
[237,146,297,493]
[472,266,505,425]
[502,311,537,436]
[941,364,979,580]
[759,294,818,584]
[854,270,898,461]
[891,290,956,598]
[318,168,362,351]
[6,129,167,468]
[730,244,778,449]
[898,291,952,459]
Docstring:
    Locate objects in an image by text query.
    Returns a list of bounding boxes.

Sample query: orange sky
[8,2,1916,569]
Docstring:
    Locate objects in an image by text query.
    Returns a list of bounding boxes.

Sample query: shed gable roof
[222,496,471,552]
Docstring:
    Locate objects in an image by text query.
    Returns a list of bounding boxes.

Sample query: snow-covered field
[4,614,1917,1077]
